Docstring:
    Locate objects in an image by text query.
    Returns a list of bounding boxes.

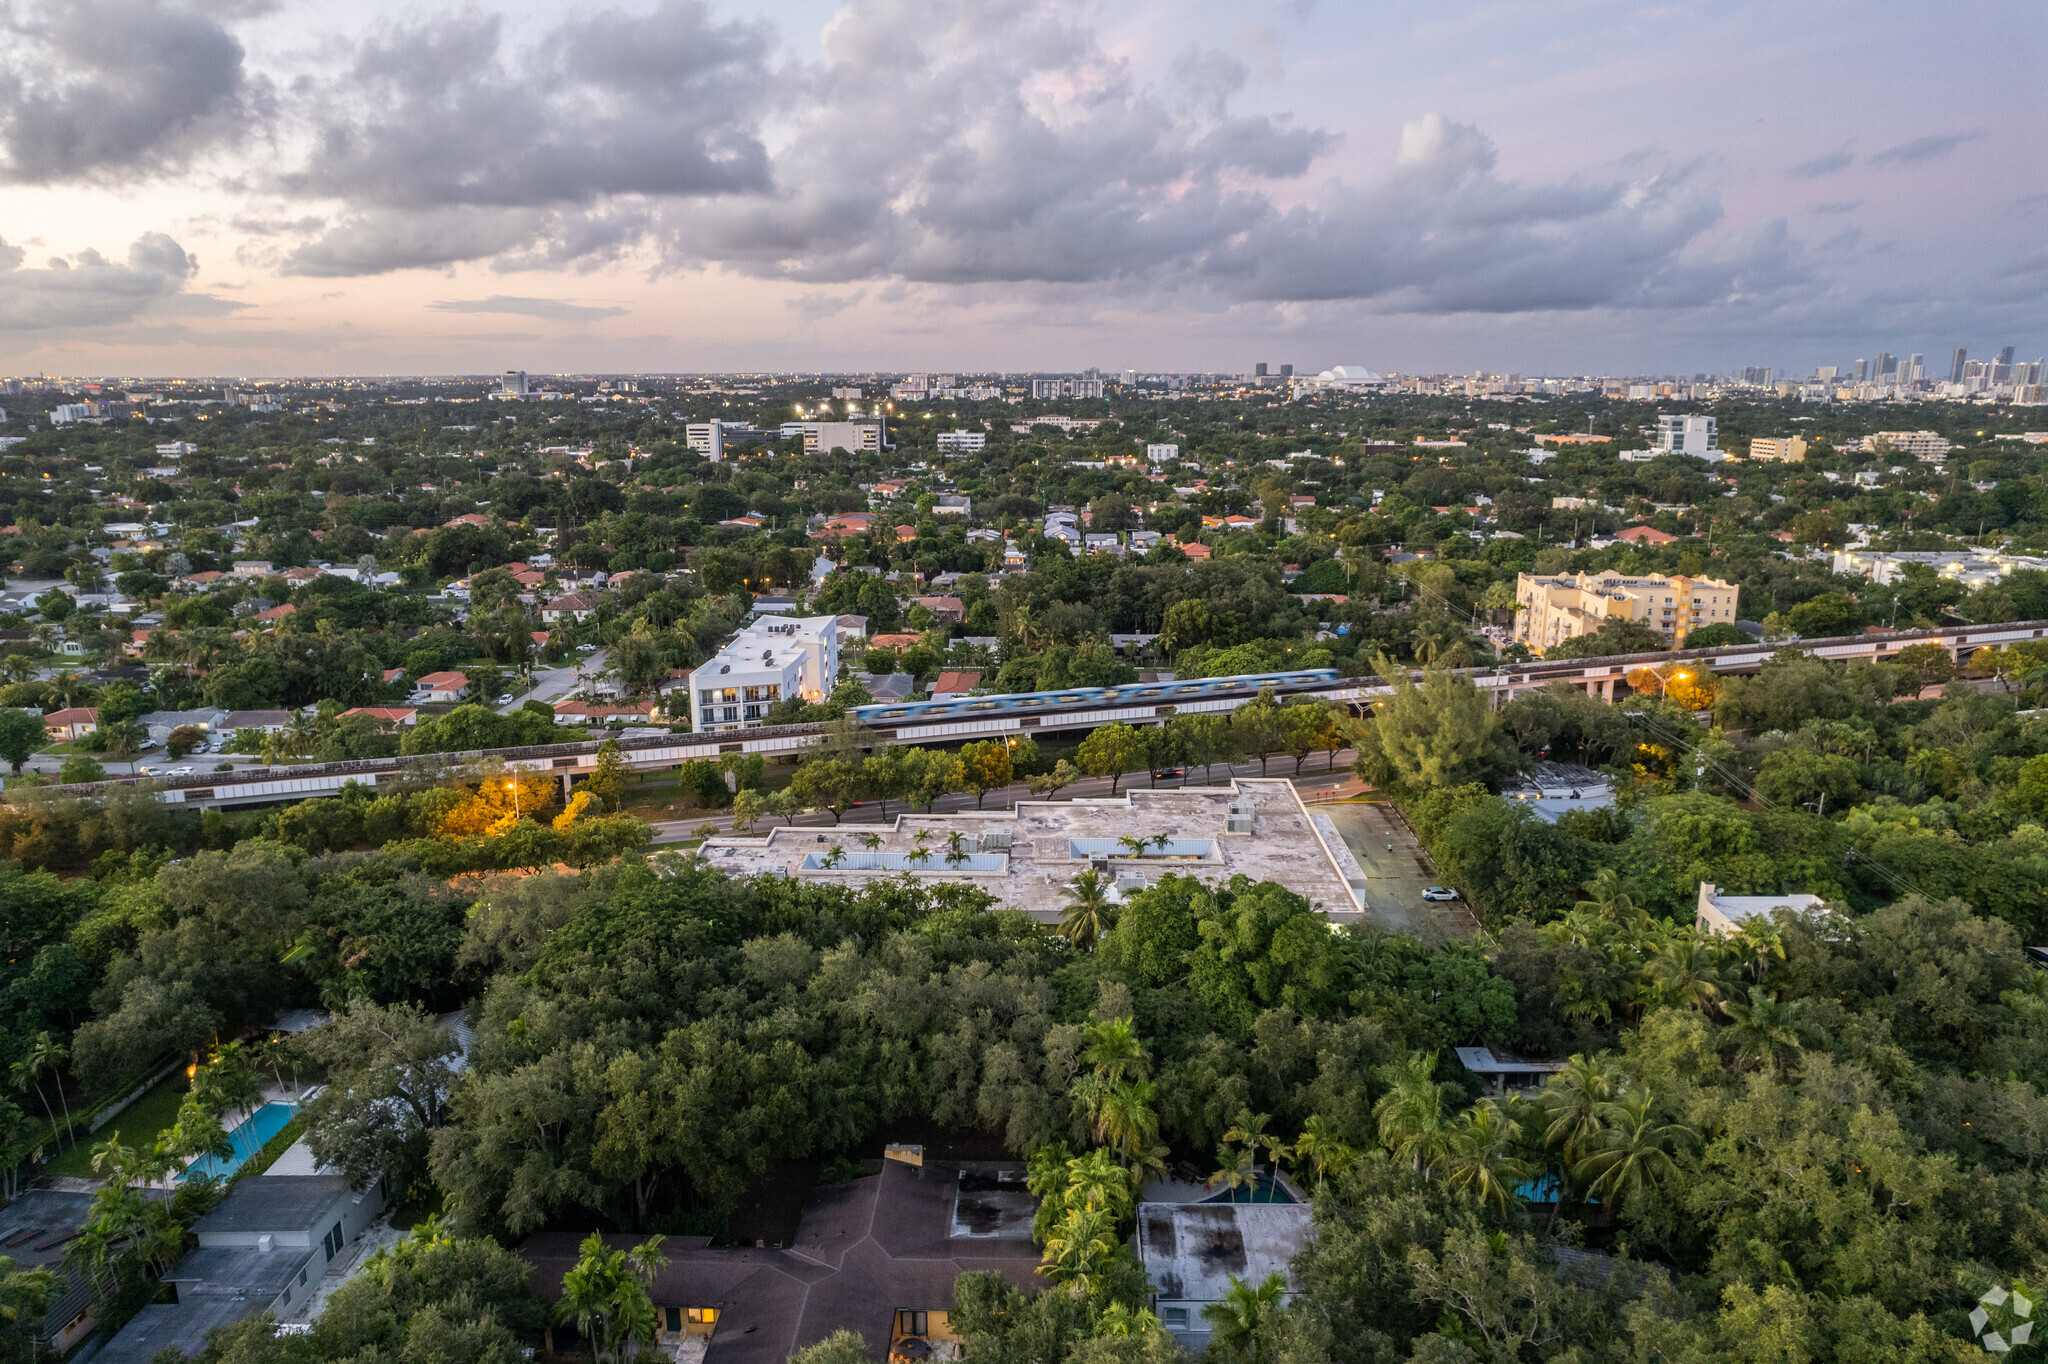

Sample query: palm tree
[1063,1149,1135,1220]
[1041,1205,1119,1293]
[1095,1081,1161,1162]
[819,845,846,869]
[1293,1115,1358,1186]
[1573,868,1644,925]
[1201,1273,1287,1364]
[1095,1304,1162,1336]
[1572,1089,1695,1212]
[860,832,883,851]
[945,830,969,867]
[1441,1099,1531,1214]
[1642,927,1730,1014]
[8,1055,59,1150]
[1373,1052,1454,1174]
[1534,1054,1623,1164]
[1207,1144,1257,1201]
[1720,987,1816,1071]
[1058,870,1117,949]
[1728,919,1787,983]
[23,1034,73,1144]
[1116,834,1149,858]
[1079,1018,1149,1086]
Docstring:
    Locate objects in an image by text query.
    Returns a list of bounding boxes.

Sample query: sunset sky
[0,0,2042,377]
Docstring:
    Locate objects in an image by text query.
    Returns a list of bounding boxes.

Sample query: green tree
[556,1231,666,1364]
[1060,870,1117,949]
[0,709,43,775]
[1373,1052,1454,1173]
[585,739,631,812]
[1201,1272,1287,1364]
[1356,656,1504,791]
[1571,1089,1694,1212]
[1077,723,1145,794]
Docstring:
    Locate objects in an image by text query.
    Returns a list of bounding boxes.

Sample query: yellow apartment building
[1514,571,1739,654]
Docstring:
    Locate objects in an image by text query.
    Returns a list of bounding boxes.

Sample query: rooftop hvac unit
[1226,807,1255,834]
[980,828,1013,851]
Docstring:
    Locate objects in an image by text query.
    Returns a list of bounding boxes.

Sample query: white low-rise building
[689,615,841,731]
[1696,882,1826,937]
[936,430,986,452]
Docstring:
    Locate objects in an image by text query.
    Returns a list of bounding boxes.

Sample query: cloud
[1787,149,1853,179]
[427,295,628,320]
[1811,201,1859,215]
[1234,26,1284,80]
[0,233,198,329]
[0,0,268,183]
[276,0,773,275]
[1870,128,1986,166]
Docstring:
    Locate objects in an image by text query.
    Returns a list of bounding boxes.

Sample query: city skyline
[0,0,2043,376]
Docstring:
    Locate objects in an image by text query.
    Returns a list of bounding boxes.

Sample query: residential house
[410,671,471,704]
[1138,1201,1315,1349]
[97,1176,388,1364]
[223,710,295,734]
[1615,526,1678,546]
[553,699,661,726]
[688,616,841,731]
[1696,883,1825,937]
[254,603,297,625]
[339,706,419,729]
[933,495,971,516]
[136,708,228,744]
[230,560,272,578]
[42,706,99,741]
[0,1189,99,1354]
[930,670,982,700]
[1180,542,1212,561]
[1083,534,1123,556]
[540,592,598,623]
[914,595,965,624]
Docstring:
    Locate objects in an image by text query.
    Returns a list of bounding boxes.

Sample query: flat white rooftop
[697,778,1369,920]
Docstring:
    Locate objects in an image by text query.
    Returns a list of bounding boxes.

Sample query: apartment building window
[743,704,762,720]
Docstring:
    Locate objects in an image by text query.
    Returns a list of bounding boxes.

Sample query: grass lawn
[43,1073,191,1179]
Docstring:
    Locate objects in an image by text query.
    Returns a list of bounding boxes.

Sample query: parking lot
[1310,799,1479,943]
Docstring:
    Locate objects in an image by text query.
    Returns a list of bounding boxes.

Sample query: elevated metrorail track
[18,619,2047,809]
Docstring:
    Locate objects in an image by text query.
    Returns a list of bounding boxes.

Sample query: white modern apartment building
[1146,443,1180,462]
[684,420,729,462]
[1858,430,1952,461]
[936,430,986,452]
[1747,435,1808,462]
[1655,414,1721,459]
[1031,377,1106,399]
[801,421,886,454]
[689,615,841,732]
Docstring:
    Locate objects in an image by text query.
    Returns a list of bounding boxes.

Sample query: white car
[167,766,195,776]
[1422,886,1461,902]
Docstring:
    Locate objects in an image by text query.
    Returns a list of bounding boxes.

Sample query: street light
[507,778,519,820]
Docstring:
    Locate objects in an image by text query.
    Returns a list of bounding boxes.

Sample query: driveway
[500,649,607,714]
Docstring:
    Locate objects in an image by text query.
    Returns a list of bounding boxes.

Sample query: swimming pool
[180,1102,297,1182]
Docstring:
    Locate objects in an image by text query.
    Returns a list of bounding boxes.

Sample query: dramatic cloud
[0,233,198,329]
[0,0,267,183]
[277,0,773,275]
[428,295,629,320]
[1870,128,1987,166]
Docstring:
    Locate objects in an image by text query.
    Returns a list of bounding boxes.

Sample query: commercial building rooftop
[699,778,1369,920]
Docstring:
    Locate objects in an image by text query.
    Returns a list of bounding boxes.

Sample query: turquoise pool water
[180,1102,296,1182]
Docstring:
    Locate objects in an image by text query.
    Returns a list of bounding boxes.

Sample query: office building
[1875,352,1896,379]
[1146,443,1180,462]
[1030,377,1106,400]
[935,429,986,452]
[685,420,727,462]
[1951,348,1969,383]
[1254,362,1269,378]
[500,370,528,397]
[1852,359,1869,382]
[1514,571,1740,654]
[1997,346,2017,382]
[830,386,863,400]
[1907,353,1924,382]
[1655,414,1720,458]
[801,420,886,454]
[1748,435,1808,462]
[689,615,841,732]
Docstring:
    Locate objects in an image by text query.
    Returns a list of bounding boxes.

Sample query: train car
[846,669,1343,728]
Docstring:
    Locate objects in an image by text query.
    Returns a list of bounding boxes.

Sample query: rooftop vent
[1226,806,1255,835]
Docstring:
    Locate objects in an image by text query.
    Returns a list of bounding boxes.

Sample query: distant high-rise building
[1279,364,1294,379]
[1949,348,1969,383]
[1656,414,1720,458]
[501,370,528,397]
[1817,365,1838,381]
[1253,362,1268,378]
[1852,359,1869,382]
[1995,346,2017,382]
[1907,353,1925,382]
[1875,352,1896,378]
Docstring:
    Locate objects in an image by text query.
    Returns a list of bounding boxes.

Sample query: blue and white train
[846,669,1344,727]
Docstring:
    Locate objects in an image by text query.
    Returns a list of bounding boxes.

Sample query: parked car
[1422,886,1461,901]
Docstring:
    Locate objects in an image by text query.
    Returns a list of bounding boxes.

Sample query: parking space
[1309,800,1477,943]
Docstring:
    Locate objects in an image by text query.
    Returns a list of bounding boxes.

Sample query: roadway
[499,649,607,714]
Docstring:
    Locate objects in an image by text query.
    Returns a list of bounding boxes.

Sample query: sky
[0,0,2043,378]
